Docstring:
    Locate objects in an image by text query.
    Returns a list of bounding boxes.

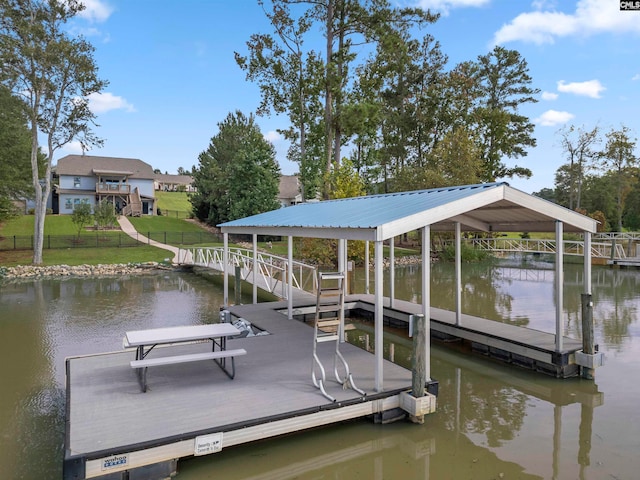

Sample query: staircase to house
[122,187,143,217]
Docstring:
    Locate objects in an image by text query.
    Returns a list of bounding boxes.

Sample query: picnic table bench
[125,324,247,392]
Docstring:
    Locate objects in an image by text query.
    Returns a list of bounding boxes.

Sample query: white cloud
[493,0,640,45]
[264,131,282,143]
[87,92,135,114]
[557,79,605,98]
[541,91,558,101]
[78,0,113,23]
[60,141,85,155]
[633,74,640,81]
[535,109,574,126]
[415,0,489,15]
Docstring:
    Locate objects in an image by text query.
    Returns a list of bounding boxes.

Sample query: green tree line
[536,124,639,232]
[234,0,539,201]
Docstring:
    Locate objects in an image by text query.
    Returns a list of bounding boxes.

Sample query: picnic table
[125,324,247,392]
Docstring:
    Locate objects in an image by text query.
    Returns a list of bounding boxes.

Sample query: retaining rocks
[0,263,168,280]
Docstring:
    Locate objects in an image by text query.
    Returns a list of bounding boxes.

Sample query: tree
[600,125,638,231]
[556,124,601,210]
[471,46,539,181]
[0,0,107,264]
[71,202,92,238]
[240,0,436,198]
[93,198,117,230]
[190,111,281,226]
[0,85,39,221]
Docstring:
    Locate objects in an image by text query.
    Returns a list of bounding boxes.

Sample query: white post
[455,222,462,326]
[223,232,229,306]
[338,238,346,342]
[422,226,431,381]
[365,240,370,295]
[584,232,592,295]
[288,235,293,320]
[555,221,564,351]
[252,233,258,304]
[389,236,395,308]
[374,240,384,392]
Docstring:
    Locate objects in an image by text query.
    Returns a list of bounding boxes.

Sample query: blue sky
[61,0,640,194]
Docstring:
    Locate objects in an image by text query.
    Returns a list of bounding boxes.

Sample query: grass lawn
[128,216,206,233]
[155,191,192,217]
[0,214,83,236]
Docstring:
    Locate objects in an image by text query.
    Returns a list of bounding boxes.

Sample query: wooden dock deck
[63,298,418,479]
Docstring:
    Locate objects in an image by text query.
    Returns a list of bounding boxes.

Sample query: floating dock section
[63,298,435,480]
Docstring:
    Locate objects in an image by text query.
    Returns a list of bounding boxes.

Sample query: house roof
[56,155,155,179]
[278,175,301,201]
[219,182,598,242]
[154,173,194,184]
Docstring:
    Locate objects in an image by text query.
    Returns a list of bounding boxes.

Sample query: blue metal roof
[219,182,597,241]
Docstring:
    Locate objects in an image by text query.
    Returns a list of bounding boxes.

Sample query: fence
[0,231,223,251]
[157,209,191,219]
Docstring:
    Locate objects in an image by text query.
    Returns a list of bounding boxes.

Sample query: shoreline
[0,262,176,281]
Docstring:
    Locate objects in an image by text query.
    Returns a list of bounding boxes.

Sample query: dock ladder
[312,271,365,402]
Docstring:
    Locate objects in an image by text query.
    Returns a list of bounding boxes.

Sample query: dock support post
[455,222,462,326]
[555,221,564,352]
[581,293,595,380]
[374,240,384,392]
[422,225,431,381]
[252,234,258,304]
[390,236,395,308]
[223,233,229,306]
[287,236,293,320]
[365,241,370,294]
[411,314,426,423]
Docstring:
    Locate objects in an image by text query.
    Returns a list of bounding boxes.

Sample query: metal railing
[463,238,628,259]
[179,246,318,299]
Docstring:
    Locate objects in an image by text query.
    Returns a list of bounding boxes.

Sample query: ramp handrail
[177,247,318,299]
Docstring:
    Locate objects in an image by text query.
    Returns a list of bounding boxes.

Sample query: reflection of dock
[63,299,419,479]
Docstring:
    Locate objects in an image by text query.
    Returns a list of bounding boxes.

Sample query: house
[278,175,303,207]
[154,173,196,192]
[55,155,156,216]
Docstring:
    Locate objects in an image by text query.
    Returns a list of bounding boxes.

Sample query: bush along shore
[0,262,172,280]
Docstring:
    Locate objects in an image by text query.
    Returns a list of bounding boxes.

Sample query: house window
[74,177,81,188]
[65,199,72,210]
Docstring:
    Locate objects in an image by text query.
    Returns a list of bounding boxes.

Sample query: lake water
[1,258,639,479]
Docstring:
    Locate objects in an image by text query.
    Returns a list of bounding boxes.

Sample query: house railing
[96,183,131,194]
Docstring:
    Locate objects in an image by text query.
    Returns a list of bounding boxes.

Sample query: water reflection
[1,261,639,479]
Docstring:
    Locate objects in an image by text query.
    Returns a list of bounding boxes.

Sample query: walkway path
[117,216,186,264]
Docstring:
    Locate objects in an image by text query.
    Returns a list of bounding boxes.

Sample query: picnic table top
[125,323,241,347]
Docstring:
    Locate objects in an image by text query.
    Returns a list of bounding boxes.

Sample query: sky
[59,0,640,194]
